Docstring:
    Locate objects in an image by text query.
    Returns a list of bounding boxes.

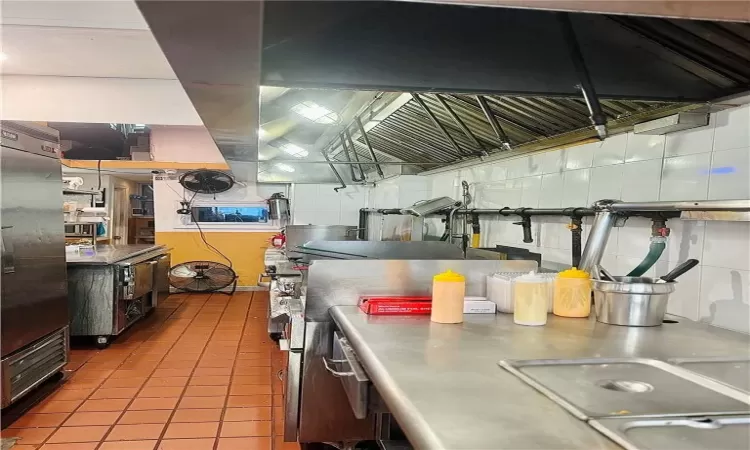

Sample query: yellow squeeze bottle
[553,267,591,318]
[431,270,465,324]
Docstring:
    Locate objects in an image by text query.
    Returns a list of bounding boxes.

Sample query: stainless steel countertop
[66,244,167,265]
[330,306,750,450]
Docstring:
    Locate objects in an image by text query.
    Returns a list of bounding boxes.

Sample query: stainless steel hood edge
[137,0,264,182]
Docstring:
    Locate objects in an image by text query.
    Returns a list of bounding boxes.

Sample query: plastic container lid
[514,271,546,283]
[557,267,590,279]
[434,269,465,282]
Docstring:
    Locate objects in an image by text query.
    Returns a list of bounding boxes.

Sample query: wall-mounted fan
[179,169,234,194]
[169,261,237,294]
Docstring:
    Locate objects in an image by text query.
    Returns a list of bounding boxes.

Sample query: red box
[358,296,432,315]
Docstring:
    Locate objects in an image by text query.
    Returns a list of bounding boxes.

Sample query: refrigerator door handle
[1,226,15,274]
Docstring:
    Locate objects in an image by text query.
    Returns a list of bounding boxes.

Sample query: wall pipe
[355,117,385,178]
[558,12,608,140]
[608,199,750,212]
[339,133,364,183]
[321,151,347,192]
[362,199,750,270]
[345,128,368,180]
[455,207,595,217]
[476,95,512,150]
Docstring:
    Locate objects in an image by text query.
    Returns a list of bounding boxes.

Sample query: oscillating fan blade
[169,261,236,292]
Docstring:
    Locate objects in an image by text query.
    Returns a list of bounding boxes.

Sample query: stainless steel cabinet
[1,121,69,408]
[0,144,68,357]
[67,250,170,347]
[152,253,171,308]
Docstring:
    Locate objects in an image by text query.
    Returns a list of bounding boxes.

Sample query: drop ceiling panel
[0,25,175,78]
[1,0,149,30]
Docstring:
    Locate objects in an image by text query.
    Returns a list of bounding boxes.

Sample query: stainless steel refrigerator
[1,121,69,408]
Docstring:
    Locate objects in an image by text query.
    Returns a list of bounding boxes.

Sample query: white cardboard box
[464,299,496,314]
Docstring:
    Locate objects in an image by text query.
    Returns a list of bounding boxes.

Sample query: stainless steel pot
[284,225,358,259]
[592,276,676,327]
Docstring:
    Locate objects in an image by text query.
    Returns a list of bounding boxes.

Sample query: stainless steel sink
[499,358,750,420]
[591,415,750,450]
[670,357,750,395]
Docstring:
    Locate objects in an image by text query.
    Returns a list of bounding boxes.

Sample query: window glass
[191,206,269,223]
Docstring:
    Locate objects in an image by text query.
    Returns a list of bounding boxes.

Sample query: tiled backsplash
[373,104,750,334]
[291,184,369,226]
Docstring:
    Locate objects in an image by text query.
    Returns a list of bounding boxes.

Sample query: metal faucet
[579,199,750,272]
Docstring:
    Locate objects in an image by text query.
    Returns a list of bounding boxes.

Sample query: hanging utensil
[657,259,700,283]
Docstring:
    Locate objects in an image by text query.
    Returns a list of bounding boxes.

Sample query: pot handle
[660,259,699,282]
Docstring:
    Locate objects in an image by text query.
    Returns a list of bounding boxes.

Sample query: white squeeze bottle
[513,271,549,326]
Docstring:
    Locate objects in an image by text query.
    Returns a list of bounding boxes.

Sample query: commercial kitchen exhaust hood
[633,112,710,135]
[137,1,264,182]
[139,1,750,183]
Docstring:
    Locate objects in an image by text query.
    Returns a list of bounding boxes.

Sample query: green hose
[627,240,666,277]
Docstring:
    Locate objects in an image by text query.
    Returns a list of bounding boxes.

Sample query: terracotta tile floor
[3,292,299,450]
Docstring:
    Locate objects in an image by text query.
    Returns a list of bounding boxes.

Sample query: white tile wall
[562,169,591,205]
[702,221,750,271]
[665,114,716,157]
[367,104,750,332]
[699,266,750,334]
[708,147,750,200]
[621,159,663,202]
[592,134,628,167]
[529,150,564,174]
[564,143,595,170]
[292,184,368,226]
[588,164,623,204]
[520,175,542,207]
[713,105,750,152]
[625,133,665,162]
[539,173,564,207]
[659,153,711,201]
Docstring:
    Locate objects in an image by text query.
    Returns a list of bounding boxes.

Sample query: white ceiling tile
[1,1,148,30]
[1,25,175,79]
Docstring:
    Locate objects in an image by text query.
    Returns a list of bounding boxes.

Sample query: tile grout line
[93,293,206,449]
[151,292,231,449]
[213,291,255,450]
[40,296,192,446]
[34,294,193,448]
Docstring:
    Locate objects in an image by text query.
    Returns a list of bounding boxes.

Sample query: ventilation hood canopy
[137,0,264,182]
[140,1,750,184]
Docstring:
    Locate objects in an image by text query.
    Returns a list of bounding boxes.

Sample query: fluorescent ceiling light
[291,101,339,125]
[280,143,309,158]
[275,163,295,173]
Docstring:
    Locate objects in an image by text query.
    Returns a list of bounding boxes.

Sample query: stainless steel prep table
[330,306,750,450]
[66,244,170,347]
[66,244,166,266]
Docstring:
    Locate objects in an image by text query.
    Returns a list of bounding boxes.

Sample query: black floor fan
[169,169,238,295]
[169,260,238,295]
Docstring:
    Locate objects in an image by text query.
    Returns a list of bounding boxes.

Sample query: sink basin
[591,415,750,450]
[670,357,750,394]
[499,358,750,420]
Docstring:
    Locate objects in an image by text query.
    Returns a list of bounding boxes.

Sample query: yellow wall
[156,231,275,286]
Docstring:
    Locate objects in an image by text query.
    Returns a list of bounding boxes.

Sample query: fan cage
[179,170,235,194]
[169,260,237,294]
